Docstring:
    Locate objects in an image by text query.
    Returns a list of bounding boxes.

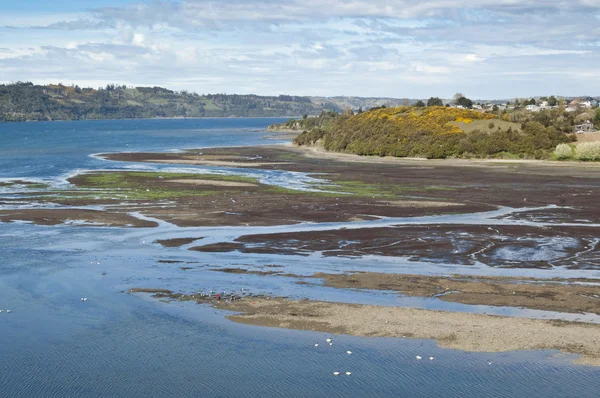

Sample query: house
[574,120,597,134]
[539,101,549,110]
[581,101,593,109]
[526,104,540,112]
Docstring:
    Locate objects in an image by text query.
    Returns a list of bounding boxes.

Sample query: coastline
[283,142,600,168]
[131,291,600,366]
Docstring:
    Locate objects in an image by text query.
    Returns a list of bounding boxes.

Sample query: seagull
[346,351,352,355]
[333,372,340,376]
[487,360,493,366]
[6,310,10,313]
[83,298,88,301]
[0,310,3,313]
[314,344,319,347]
[326,338,332,343]
[429,356,435,361]
[416,356,422,360]
[329,343,333,346]
[345,372,352,376]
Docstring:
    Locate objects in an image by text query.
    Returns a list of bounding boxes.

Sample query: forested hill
[293,106,575,159]
[0,82,342,122]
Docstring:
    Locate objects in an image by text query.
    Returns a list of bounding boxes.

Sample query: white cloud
[0,0,599,98]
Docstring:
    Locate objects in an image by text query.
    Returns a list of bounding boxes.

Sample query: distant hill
[310,96,413,111]
[0,82,342,122]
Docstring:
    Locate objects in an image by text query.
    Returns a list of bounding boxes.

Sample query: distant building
[525,104,540,112]
[574,120,597,134]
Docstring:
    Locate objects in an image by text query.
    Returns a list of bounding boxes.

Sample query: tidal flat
[3,119,600,397]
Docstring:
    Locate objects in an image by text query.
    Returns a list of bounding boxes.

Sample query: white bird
[416,356,422,360]
[81,298,84,301]
[83,298,88,301]
[487,360,493,366]
[314,344,319,347]
[326,338,332,343]
[0,310,3,313]
[429,356,435,361]
[329,343,333,346]
[346,351,352,355]
[333,372,340,376]
[345,372,352,376]
[6,310,11,313]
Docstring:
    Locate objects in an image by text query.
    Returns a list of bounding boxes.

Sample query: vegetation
[268,111,339,131]
[555,142,600,162]
[0,82,341,121]
[293,106,575,159]
[427,97,444,107]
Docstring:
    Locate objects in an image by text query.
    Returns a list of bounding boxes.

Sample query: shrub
[575,142,600,161]
[554,143,573,160]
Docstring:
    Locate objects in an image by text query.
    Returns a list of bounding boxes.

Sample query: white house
[526,104,540,112]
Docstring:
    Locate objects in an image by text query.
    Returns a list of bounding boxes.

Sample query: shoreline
[283,143,600,168]
[131,290,600,366]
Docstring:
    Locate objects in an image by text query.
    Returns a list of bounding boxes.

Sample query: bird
[345,372,352,376]
[429,356,435,361]
[0,310,3,313]
[6,310,10,313]
[346,351,352,355]
[487,360,493,366]
[314,344,319,347]
[326,338,332,343]
[416,356,422,360]
[83,298,88,301]
[329,343,333,346]
[333,372,340,376]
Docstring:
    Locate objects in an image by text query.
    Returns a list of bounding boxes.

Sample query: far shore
[284,142,600,168]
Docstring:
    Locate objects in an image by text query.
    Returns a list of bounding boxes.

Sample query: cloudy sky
[1,1,599,98]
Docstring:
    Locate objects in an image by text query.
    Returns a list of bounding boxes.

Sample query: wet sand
[223,298,600,366]
[207,267,600,315]
[130,289,600,366]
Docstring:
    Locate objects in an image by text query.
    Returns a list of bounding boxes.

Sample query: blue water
[1,119,600,397]
[0,118,286,180]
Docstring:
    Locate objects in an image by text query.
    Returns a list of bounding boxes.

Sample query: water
[1,119,600,397]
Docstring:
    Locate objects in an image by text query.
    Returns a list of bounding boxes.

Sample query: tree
[427,97,443,107]
[595,108,600,128]
[548,96,558,107]
[414,100,425,107]
[456,96,473,109]
[453,93,465,104]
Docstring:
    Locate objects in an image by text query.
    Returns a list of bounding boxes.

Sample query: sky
[1,0,599,99]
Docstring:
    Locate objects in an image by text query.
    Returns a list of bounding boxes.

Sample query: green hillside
[293,106,574,159]
[0,82,341,121]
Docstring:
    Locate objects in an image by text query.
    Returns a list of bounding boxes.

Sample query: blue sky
[1,0,599,99]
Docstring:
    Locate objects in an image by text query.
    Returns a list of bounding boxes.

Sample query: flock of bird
[317,337,355,377]
[0,309,11,313]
